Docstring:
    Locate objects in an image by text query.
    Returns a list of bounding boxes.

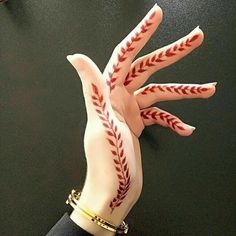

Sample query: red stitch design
[141,109,185,131]
[140,84,209,95]
[107,11,157,91]
[124,34,200,86]
[91,83,131,213]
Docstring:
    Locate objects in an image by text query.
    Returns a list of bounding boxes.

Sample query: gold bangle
[66,189,129,235]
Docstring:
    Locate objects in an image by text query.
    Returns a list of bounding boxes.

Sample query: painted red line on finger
[140,84,209,95]
[91,83,131,213]
[124,34,200,87]
[107,11,157,90]
[141,109,185,131]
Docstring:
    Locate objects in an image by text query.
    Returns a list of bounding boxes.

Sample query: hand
[67,4,216,235]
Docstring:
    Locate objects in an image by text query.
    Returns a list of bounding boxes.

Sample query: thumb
[67,54,111,121]
[67,53,106,90]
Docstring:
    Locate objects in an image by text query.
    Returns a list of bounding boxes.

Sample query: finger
[67,54,113,122]
[103,4,163,92]
[124,26,204,92]
[141,107,196,136]
[135,82,217,109]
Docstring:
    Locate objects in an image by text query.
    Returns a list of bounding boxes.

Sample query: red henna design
[141,109,185,131]
[140,84,209,95]
[107,11,157,91]
[124,34,200,86]
[91,83,131,213]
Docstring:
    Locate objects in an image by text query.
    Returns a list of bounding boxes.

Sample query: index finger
[104,4,163,92]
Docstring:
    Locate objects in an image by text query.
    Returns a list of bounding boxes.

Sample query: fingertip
[210,84,217,97]
[194,25,203,34]
[198,27,204,41]
[193,26,204,46]
[152,3,163,22]
[178,125,196,136]
[210,82,218,86]
[66,53,86,62]
[188,125,196,134]
[199,83,216,99]
[66,54,91,72]
[179,27,204,51]
[66,55,73,62]
[204,82,217,87]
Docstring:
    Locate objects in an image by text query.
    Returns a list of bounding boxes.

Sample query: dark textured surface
[0,0,236,235]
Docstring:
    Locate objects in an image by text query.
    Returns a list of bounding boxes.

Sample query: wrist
[78,182,135,221]
[68,189,130,236]
[70,209,116,236]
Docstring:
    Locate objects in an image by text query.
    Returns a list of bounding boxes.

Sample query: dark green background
[1,0,235,235]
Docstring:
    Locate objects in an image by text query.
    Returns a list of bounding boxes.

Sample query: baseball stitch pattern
[141,109,185,131]
[91,83,131,213]
[124,34,200,86]
[107,11,156,92]
[140,84,209,95]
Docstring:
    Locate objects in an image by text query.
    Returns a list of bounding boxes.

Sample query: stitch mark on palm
[124,34,200,86]
[91,83,131,213]
[107,11,156,92]
[140,84,209,95]
[141,109,185,131]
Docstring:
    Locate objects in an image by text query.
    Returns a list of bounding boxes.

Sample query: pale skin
[66,4,217,236]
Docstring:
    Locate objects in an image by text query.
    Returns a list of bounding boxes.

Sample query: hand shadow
[140,128,160,152]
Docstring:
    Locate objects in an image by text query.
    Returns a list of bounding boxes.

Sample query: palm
[108,84,143,136]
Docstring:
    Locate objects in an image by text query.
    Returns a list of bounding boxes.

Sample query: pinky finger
[140,107,196,136]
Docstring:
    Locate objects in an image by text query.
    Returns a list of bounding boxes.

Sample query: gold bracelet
[66,189,129,235]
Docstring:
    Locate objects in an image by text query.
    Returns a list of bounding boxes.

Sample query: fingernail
[194,25,201,31]
[211,82,217,86]
[205,82,218,86]
[66,55,73,61]
[189,126,196,131]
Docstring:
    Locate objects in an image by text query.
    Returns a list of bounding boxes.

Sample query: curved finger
[135,82,217,109]
[103,4,163,92]
[140,107,196,136]
[124,26,204,92]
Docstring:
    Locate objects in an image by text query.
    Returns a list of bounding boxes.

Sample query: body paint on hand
[91,83,131,213]
[140,84,209,95]
[141,108,185,131]
[107,11,157,92]
[124,34,200,86]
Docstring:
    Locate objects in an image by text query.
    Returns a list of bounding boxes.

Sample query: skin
[66,4,217,236]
